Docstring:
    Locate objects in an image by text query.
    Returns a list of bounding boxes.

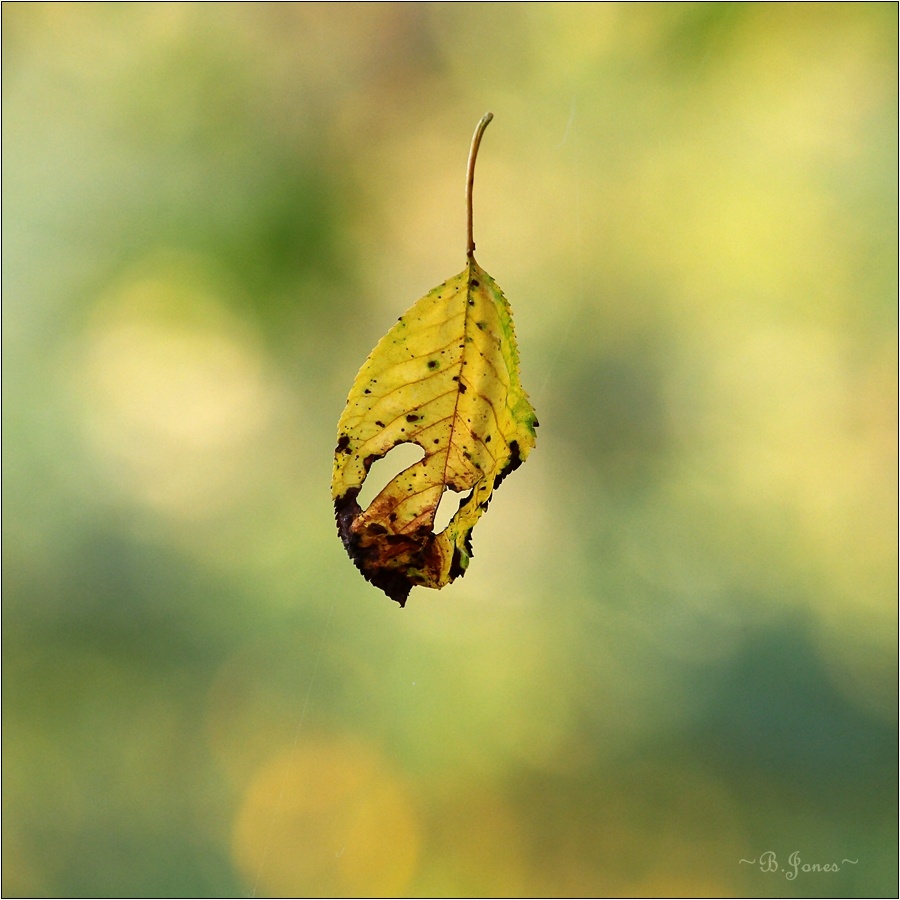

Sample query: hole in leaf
[433,486,467,533]
[357,442,425,511]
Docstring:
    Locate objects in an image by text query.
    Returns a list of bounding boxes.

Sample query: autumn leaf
[332,114,538,606]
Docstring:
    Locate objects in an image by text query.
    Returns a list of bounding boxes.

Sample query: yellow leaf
[332,115,537,606]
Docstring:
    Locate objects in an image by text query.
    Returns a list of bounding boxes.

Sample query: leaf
[331,114,538,606]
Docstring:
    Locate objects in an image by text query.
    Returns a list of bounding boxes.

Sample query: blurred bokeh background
[3,4,897,898]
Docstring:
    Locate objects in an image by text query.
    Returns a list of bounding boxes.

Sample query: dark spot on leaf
[476,321,486,331]
[449,546,465,580]
[389,512,397,521]
[375,420,385,428]
[406,414,420,422]
[364,389,371,394]
[336,434,351,454]
[334,487,361,542]
[428,360,439,369]
[495,440,523,489]
[470,279,479,287]
[458,382,467,394]
[367,523,388,536]
[485,435,491,443]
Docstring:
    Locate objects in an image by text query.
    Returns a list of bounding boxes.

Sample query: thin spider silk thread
[248,593,337,898]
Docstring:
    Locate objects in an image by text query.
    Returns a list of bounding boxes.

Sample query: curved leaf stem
[466,112,493,259]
